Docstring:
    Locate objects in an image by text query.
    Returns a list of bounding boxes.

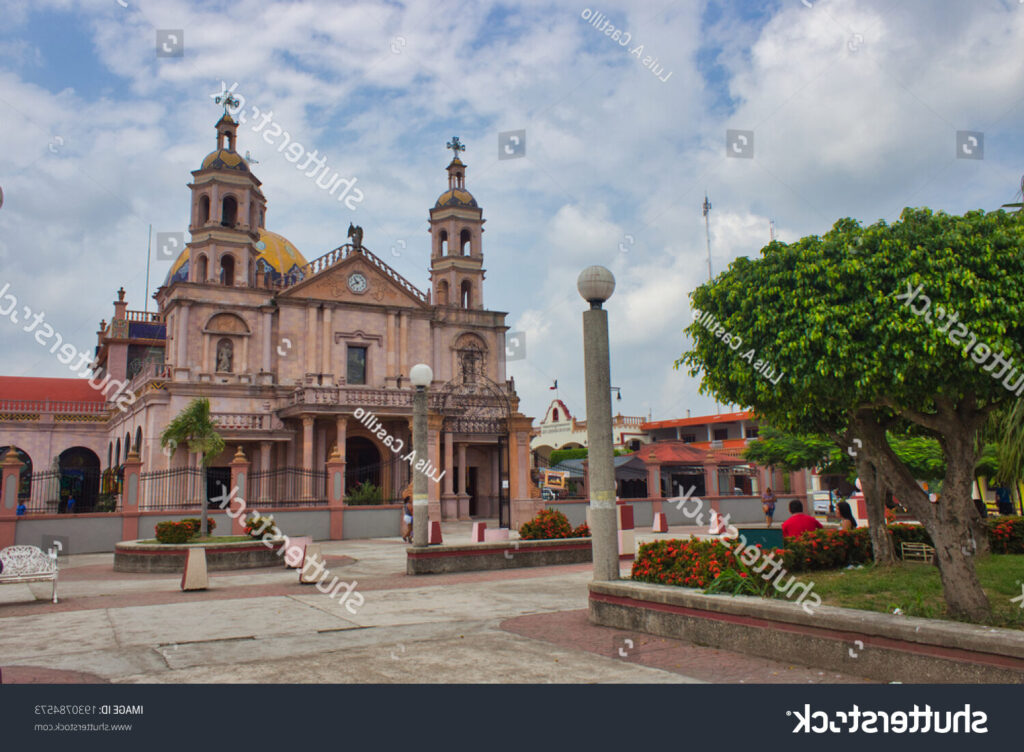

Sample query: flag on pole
[550,380,558,390]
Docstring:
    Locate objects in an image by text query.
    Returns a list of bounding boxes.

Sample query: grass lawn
[811,555,1024,630]
[136,535,253,545]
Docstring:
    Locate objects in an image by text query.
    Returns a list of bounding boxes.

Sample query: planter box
[589,580,1024,684]
[114,538,286,573]
[407,537,592,575]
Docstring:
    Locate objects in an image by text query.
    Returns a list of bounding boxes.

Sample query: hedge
[518,509,590,540]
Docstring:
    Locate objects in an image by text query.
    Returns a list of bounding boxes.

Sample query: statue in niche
[216,339,233,373]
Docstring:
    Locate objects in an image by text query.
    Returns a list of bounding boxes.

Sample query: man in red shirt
[781,499,823,539]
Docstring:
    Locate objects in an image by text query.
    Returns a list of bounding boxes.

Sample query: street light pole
[577,266,619,581]
[410,363,433,547]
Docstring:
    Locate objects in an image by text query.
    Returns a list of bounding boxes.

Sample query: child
[401,498,414,543]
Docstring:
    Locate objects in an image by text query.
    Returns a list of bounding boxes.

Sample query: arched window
[438,230,448,256]
[437,280,449,306]
[195,254,209,283]
[553,408,560,422]
[460,229,472,256]
[124,433,131,463]
[259,209,265,228]
[216,338,234,373]
[115,438,121,465]
[198,195,210,225]
[134,427,143,454]
[221,196,238,227]
[220,254,235,286]
[460,280,472,308]
[107,442,113,469]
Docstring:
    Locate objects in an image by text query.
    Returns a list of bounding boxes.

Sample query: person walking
[761,487,777,528]
[401,498,414,543]
[836,500,857,531]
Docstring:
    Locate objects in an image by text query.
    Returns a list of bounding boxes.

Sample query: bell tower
[186,94,266,288]
[429,137,485,308]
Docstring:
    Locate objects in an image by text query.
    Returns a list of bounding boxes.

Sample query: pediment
[278,249,429,308]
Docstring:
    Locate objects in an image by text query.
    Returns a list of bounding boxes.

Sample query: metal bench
[0,545,59,603]
[900,541,935,564]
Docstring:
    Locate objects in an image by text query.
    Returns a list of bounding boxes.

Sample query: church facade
[0,115,536,529]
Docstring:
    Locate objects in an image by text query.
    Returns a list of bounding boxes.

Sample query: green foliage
[781,527,873,573]
[95,493,117,513]
[344,481,384,505]
[244,513,277,539]
[154,521,193,544]
[181,517,216,535]
[519,509,574,539]
[889,436,945,480]
[632,538,778,595]
[160,397,226,465]
[743,426,847,474]
[548,448,588,465]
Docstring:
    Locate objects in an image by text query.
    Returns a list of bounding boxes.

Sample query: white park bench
[0,545,59,603]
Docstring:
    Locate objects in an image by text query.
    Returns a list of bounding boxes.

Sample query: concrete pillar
[301,415,314,499]
[326,443,345,540]
[229,446,250,535]
[1,448,23,548]
[646,462,662,514]
[579,267,618,581]
[427,415,443,523]
[442,430,455,517]
[412,385,429,546]
[121,450,143,541]
[335,416,348,499]
[490,446,500,519]
[704,463,718,497]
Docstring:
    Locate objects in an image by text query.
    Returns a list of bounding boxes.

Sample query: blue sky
[2,0,1024,424]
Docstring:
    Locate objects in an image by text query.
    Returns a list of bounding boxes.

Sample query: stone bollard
[180,548,209,591]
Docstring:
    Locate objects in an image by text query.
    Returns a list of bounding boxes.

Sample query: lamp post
[577,266,619,581]
[410,363,433,547]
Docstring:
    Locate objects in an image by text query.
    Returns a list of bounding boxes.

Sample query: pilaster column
[399,312,409,380]
[176,302,191,366]
[1,448,23,548]
[456,442,470,520]
[121,450,143,541]
[306,306,317,374]
[335,416,348,498]
[321,306,332,375]
[259,441,272,502]
[262,309,272,372]
[386,310,396,383]
[442,431,454,497]
[302,416,315,499]
[326,444,345,540]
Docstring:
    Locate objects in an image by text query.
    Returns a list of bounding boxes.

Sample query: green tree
[678,208,1024,621]
[160,397,225,536]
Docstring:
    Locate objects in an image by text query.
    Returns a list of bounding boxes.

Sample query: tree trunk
[941,431,990,557]
[198,451,208,537]
[859,418,990,622]
[857,453,897,566]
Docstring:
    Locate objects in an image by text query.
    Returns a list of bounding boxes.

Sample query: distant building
[530,399,649,464]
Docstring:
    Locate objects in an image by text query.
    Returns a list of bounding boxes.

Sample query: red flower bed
[519,509,591,540]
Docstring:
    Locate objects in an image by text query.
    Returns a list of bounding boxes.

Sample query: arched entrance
[345,436,382,501]
[58,447,101,513]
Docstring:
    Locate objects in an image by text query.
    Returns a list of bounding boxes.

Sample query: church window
[437,280,449,305]
[195,254,208,282]
[439,230,448,255]
[460,229,471,255]
[460,280,472,308]
[198,195,210,225]
[347,346,367,385]
[221,196,238,227]
[553,408,560,422]
[220,254,235,286]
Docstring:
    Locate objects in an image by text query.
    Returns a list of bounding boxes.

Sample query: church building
[0,113,536,531]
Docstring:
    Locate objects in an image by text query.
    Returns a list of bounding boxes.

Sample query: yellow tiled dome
[164,229,307,286]
[201,148,249,172]
[435,188,478,208]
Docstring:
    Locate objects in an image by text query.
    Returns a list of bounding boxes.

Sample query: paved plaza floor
[0,522,874,684]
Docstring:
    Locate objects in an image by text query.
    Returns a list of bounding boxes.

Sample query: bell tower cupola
[429,137,486,309]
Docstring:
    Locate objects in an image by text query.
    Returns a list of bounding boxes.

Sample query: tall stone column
[456,442,470,520]
[321,306,332,375]
[399,312,409,381]
[326,443,345,540]
[646,462,663,514]
[301,415,315,499]
[490,447,500,519]
[335,416,348,500]
[442,430,455,519]
[427,414,444,523]
[262,309,273,373]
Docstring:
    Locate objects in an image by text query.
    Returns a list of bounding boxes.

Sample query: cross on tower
[214,90,240,115]
[446,136,465,159]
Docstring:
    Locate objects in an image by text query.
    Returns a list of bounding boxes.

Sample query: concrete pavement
[0,521,874,684]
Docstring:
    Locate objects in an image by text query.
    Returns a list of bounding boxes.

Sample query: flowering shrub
[180,517,216,536]
[519,509,575,540]
[780,527,872,573]
[572,522,591,538]
[986,517,1024,554]
[245,513,277,539]
[155,520,194,544]
[632,538,782,594]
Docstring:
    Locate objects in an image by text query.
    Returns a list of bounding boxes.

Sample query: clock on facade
[347,273,368,293]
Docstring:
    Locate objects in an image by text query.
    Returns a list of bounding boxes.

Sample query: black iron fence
[249,467,328,507]
[23,468,104,514]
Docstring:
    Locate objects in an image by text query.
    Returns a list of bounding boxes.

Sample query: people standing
[782,499,824,539]
[761,487,777,528]
[836,500,857,531]
[401,498,413,543]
